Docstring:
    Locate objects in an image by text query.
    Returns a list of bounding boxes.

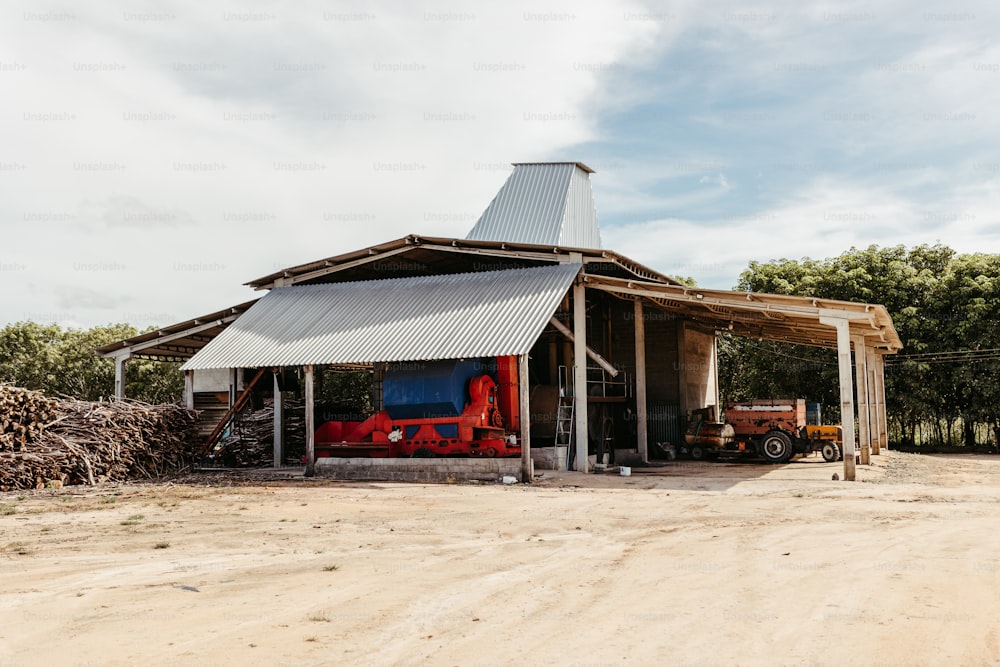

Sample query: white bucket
[619,466,631,477]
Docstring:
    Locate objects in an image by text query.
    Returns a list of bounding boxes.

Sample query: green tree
[727,244,1000,447]
[0,322,62,391]
[0,322,183,403]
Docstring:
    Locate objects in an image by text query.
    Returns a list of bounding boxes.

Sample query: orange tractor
[685,399,843,464]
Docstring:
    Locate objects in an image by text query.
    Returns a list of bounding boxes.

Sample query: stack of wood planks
[0,384,200,491]
[218,397,305,466]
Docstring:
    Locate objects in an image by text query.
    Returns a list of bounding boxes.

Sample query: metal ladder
[555,396,574,447]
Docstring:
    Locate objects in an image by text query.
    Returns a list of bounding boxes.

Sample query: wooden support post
[184,370,194,410]
[273,370,284,468]
[304,364,316,477]
[866,347,880,455]
[633,299,649,462]
[876,353,889,451]
[852,336,871,466]
[572,280,589,474]
[548,337,559,386]
[676,323,689,416]
[519,354,533,483]
[822,316,856,481]
[114,355,128,400]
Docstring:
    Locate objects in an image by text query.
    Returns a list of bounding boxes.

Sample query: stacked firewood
[0,385,200,491]
[217,398,305,466]
[0,385,59,450]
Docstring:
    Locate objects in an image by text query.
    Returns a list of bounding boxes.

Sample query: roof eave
[245,235,680,290]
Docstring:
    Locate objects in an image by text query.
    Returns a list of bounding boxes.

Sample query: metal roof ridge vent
[466,162,602,249]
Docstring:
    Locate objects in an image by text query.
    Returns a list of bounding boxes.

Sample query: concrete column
[304,365,316,477]
[273,370,284,468]
[114,355,128,400]
[822,316,856,481]
[876,353,889,451]
[676,323,688,416]
[633,299,648,462]
[184,370,195,410]
[572,280,589,474]
[866,347,880,455]
[852,335,871,465]
[519,354,533,483]
[712,334,721,412]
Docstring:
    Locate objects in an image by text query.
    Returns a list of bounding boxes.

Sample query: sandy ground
[2,451,1000,666]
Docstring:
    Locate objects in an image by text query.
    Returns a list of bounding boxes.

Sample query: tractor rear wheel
[821,442,841,463]
[760,430,794,464]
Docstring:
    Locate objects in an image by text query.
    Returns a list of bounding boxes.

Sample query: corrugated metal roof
[563,164,602,248]
[466,163,602,248]
[95,300,258,360]
[181,264,581,371]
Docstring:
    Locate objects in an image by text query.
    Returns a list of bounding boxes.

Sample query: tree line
[0,322,182,404]
[720,244,1000,448]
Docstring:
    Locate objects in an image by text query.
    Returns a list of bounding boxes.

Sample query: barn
[97,162,902,481]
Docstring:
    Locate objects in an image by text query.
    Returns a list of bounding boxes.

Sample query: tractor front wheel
[821,442,841,463]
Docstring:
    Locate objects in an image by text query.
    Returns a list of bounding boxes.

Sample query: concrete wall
[643,310,681,405]
[679,323,718,415]
[193,368,231,393]
[314,457,521,483]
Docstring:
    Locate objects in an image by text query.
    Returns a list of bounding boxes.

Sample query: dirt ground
[2,450,1000,667]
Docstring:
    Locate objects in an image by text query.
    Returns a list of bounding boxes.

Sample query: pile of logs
[0,385,200,491]
[217,398,305,467]
[0,386,59,450]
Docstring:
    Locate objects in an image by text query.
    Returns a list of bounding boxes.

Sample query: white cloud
[3,0,999,327]
[604,172,1000,289]
[1,0,663,327]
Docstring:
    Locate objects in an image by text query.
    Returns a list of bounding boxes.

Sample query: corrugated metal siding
[466,163,572,245]
[648,403,682,451]
[562,165,602,248]
[181,264,581,370]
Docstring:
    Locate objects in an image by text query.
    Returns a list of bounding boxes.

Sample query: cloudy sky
[2,0,997,328]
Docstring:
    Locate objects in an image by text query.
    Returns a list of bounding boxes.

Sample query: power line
[891,347,1000,359]
[733,339,1000,368]
[887,348,1000,365]
[732,339,837,366]
[727,336,1000,367]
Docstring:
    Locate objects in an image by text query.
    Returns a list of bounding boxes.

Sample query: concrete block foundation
[314,457,521,483]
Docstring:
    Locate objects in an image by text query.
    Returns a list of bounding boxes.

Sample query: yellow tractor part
[802,425,843,462]
[802,425,842,444]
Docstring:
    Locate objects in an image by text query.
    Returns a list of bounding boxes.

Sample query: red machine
[314,356,521,459]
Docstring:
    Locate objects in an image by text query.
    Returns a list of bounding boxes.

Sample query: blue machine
[382,358,494,421]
